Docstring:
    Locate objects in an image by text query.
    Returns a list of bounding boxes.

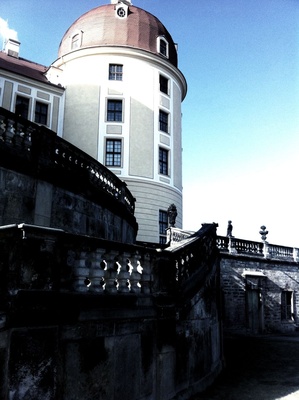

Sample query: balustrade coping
[0,222,161,256]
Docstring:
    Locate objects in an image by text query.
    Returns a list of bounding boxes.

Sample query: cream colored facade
[1,2,187,243]
[0,64,64,135]
[47,7,187,243]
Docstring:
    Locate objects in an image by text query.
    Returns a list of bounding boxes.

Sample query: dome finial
[111,0,132,4]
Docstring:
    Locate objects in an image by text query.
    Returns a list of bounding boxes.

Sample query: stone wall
[0,223,223,400]
[221,255,299,334]
[0,166,136,243]
[0,106,138,243]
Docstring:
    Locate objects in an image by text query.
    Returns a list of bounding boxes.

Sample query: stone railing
[0,107,135,215]
[0,223,218,300]
[0,225,223,400]
[64,235,154,295]
[0,223,166,298]
[164,224,219,303]
[166,227,193,244]
[216,236,299,262]
[265,243,297,261]
[167,228,299,263]
[216,236,263,255]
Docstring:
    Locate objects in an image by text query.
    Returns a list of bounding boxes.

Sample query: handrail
[164,224,219,301]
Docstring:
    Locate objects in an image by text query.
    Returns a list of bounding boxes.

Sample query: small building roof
[0,51,61,87]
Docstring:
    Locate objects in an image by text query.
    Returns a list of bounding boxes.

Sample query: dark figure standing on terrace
[227,220,233,237]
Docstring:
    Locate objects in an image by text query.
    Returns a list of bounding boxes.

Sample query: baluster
[127,252,140,293]
[0,117,6,141]
[23,125,33,152]
[139,253,152,294]
[123,253,134,293]
[89,248,107,292]
[104,251,119,293]
[5,119,15,144]
[97,251,109,292]
[123,252,134,292]
[75,251,92,292]
[115,253,128,292]
[14,122,25,148]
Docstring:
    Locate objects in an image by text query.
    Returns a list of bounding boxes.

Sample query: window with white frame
[159,75,169,95]
[105,139,122,167]
[159,37,169,58]
[159,210,168,244]
[15,95,30,119]
[159,110,169,133]
[159,147,169,176]
[71,31,83,50]
[107,99,123,122]
[34,101,48,125]
[109,64,123,81]
[71,34,80,50]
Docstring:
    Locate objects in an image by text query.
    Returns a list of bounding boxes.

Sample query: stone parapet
[0,222,223,400]
[0,107,137,242]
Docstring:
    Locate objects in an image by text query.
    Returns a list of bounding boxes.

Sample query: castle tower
[48,1,187,243]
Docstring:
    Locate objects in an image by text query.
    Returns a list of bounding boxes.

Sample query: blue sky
[1,0,299,246]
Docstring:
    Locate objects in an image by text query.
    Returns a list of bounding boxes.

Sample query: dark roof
[58,4,178,67]
[0,51,53,85]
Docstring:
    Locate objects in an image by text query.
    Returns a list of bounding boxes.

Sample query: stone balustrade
[0,222,218,301]
[66,243,153,295]
[216,236,299,262]
[167,228,299,263]
[217,236,263,255]
[0,106,135,215]
[0,223,158,297]
[0,223,223,400]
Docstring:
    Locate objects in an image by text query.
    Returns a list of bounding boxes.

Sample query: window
[105,139,122,167]
[34,101,48,125]
[159,75,169,95]
[107,100,123,122]
[159,110,168,133]
[159,38,168,57]
[15,95,29,119]
[109,64,123,81]
[159,210,168,244]
[71,34,80,50]
[159,147,169,175]
[281,291,293,320]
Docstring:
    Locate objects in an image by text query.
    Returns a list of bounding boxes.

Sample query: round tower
[48,1,187,243]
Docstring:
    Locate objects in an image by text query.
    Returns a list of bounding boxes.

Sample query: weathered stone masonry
[0,223,223,400]
[218,237,299,334]
[168,229,299,334]
[0,108,224,400]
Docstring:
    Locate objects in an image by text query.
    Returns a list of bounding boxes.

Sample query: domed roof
[58,4,178,67]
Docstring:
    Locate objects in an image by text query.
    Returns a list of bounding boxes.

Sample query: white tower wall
[49,4,187,243]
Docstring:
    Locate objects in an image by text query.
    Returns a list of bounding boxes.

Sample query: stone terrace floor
[191,332,299,400]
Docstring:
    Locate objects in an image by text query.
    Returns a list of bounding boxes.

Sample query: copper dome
[58,4,178,67]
